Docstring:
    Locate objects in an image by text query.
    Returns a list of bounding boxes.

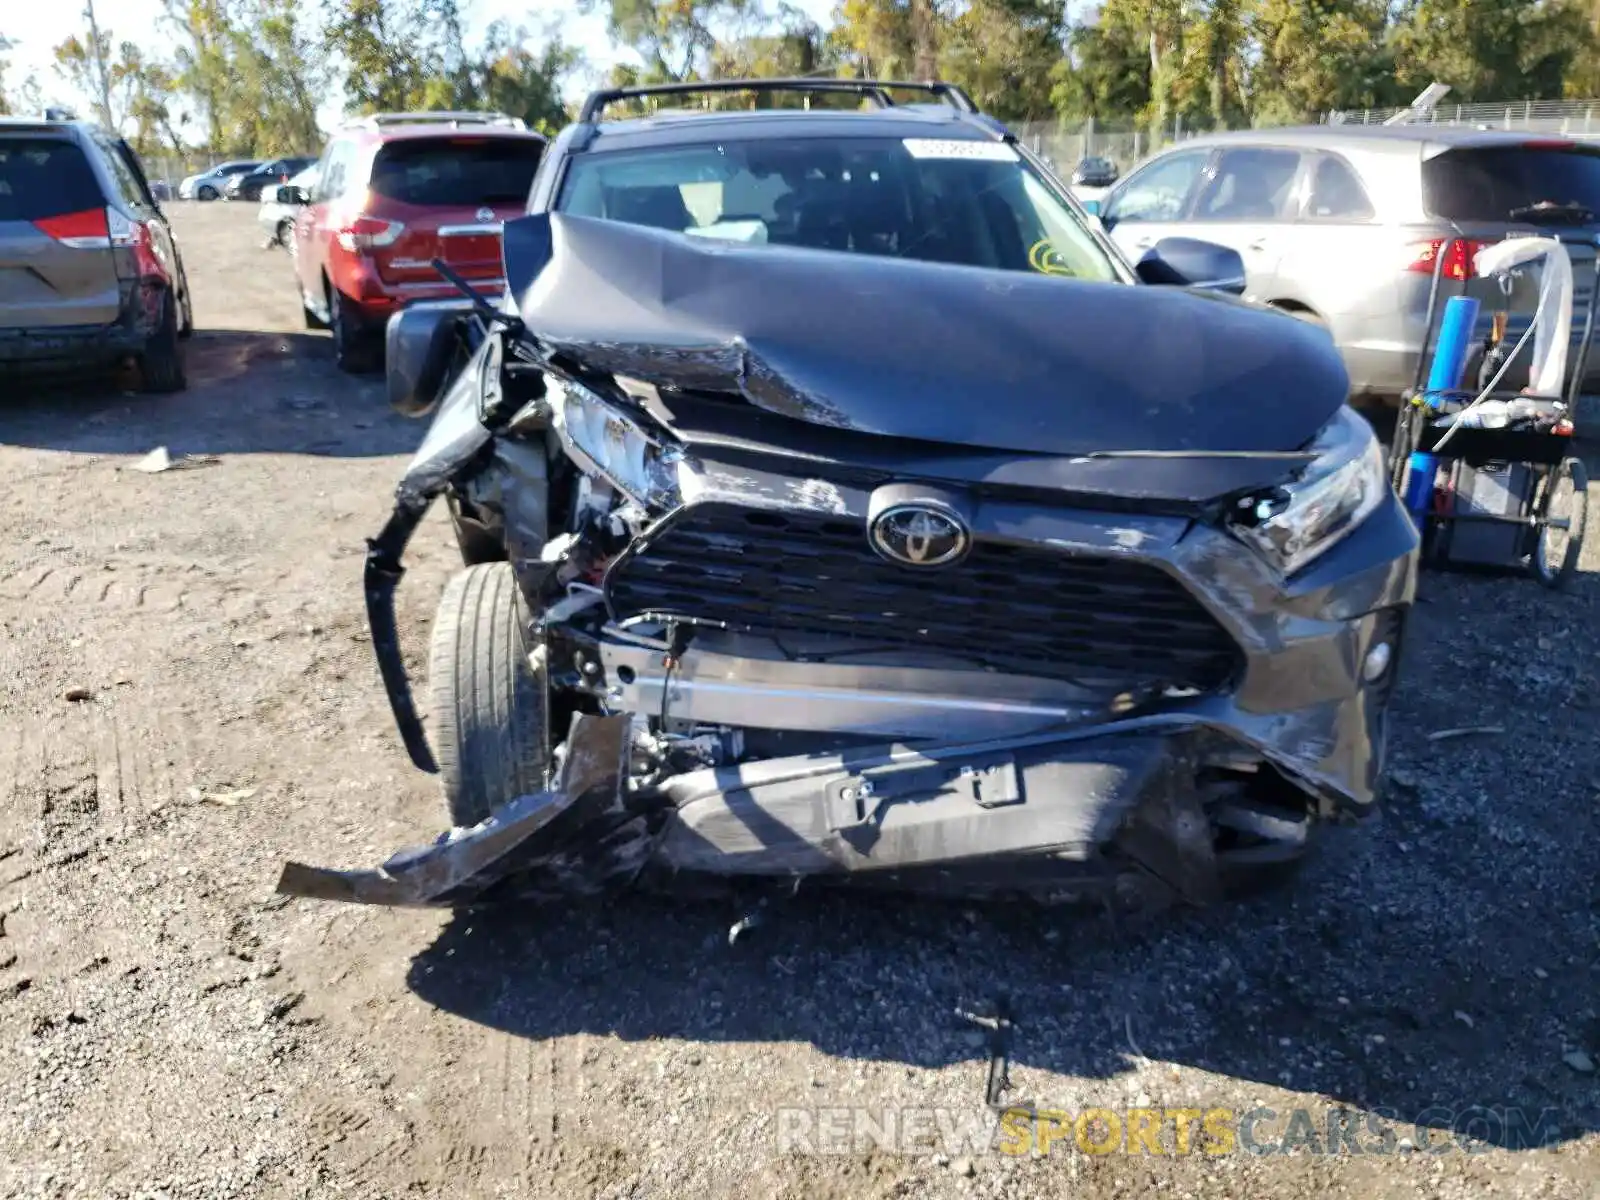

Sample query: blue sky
[5,0,840,135]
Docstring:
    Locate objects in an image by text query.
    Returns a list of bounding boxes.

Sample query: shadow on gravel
[406,555,1600,1152]
[0,330,418,459]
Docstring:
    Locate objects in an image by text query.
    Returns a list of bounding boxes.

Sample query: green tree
[322,0,437,113]
[832,0,948,80]
[0,36,13,116]
[584,0,753,81]
[1390,0,1592,103]
[710,5,838,80]
[442,21,578,134]
[164,0,239,150]
[940,0,1065,122]
[1249,0,1395,123]
[1052,7,1151,121]
[225,0,326,152]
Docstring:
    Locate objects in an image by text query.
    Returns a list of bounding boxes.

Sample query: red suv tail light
[32,207,111,247]
[336,216,405,252]
[1408,238,1490,282]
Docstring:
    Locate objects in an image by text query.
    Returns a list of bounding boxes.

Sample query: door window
[1102,150,1208,223]
[1193,148,1302,222]
[1305,156,1374,220]
[315,142,354,201]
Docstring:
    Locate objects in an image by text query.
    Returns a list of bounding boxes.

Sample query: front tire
[136,290,187,393]
[197,184,217,201]
[429,563,550,827]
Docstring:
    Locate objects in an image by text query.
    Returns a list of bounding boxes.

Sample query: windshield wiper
[1508,202,1597,225]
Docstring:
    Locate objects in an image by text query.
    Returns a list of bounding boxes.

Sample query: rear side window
[1306,156,1374,220]
[368,138,544,206]
[0,138,104,221]
[1424,146,1600,221]
[1193,148,1302,221]
[97,137,150,209]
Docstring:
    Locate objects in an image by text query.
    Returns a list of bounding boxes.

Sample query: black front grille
[606,504,1242,688]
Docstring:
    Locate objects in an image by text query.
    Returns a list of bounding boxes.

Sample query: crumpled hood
[504,213,1349,457]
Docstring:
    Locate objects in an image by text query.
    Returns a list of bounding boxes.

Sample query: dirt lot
[1,201,1599,1199]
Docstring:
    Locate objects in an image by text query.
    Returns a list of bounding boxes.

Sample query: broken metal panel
[275,714,631,907]
[502,212,1350,469]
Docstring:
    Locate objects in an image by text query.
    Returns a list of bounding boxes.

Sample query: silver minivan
[1098,126,1600,403]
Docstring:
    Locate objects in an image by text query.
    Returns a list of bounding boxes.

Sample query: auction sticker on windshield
[902,139,1020,161]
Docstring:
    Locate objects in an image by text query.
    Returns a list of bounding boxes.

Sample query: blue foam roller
[1407,294,1481,522]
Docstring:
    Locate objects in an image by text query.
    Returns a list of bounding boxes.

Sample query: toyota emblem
[869,503,971,568]
[476,207,495,222]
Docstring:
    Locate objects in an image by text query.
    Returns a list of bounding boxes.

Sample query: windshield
[557,136,1124,281]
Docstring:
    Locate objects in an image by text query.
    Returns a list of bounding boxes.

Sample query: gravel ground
[1,202,1597,1199]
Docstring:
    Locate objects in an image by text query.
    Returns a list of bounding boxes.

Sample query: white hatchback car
[256,163,320,251]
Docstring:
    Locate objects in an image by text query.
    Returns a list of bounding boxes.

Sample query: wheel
[277,220,295,254]
[1533,457,1588,588]
[429,563,550,827]
[136,289,187,393]
[328,285,380,373]
[197,184,217,201]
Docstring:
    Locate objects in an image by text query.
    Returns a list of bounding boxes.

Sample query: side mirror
[386,301,476,417]
[275,184,309,205]
[1135,237,1247,295]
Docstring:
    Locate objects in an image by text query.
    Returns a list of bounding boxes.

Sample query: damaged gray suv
[278,80,1417,910]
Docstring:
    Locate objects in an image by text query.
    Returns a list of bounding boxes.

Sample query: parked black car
[276,79,1417,912]
[224,155,318,202]
[0,114,193,391]
[1072,155,1120,187]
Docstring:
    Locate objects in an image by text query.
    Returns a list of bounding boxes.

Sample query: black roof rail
[576,78,980,125]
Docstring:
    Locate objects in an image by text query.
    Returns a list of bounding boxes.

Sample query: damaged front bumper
[289,317,1416,909]
[277,710,1289,907]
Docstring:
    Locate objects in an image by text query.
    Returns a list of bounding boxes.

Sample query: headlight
[1229,406,1386,575]
[549,376,685,510]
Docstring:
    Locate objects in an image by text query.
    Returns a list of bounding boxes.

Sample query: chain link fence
[1011,120,1213,179]
[1018,98,1600,183]
[1326,98,1600,135]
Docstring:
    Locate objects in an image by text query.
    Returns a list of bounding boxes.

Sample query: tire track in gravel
[0,559,197,615]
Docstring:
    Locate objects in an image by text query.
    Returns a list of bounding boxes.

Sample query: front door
[1172,146,1306,304]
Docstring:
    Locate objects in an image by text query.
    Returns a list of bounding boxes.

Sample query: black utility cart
[1390,234,1591,587]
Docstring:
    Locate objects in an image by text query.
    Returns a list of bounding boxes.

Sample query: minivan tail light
[107,207,166,280]
[1408,238,1490,281]
[337,216,405,252]
[32,207,111,248]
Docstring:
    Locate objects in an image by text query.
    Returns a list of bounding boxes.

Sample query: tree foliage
[25,0,1600,158]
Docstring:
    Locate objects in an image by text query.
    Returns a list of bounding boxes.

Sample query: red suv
[284,112,546,372]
